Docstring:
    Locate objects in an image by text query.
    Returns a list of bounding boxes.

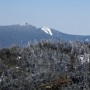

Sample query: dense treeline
[0,40,90,90]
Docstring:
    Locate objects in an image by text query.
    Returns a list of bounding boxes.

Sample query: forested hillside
[0,40,90,90]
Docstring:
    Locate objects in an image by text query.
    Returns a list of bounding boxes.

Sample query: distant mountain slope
[0,23,90,47]
[0,24,52,47]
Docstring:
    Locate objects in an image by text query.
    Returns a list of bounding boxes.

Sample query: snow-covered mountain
[0,23,90,47]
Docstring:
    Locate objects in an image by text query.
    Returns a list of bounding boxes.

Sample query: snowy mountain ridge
[0,24,90,47]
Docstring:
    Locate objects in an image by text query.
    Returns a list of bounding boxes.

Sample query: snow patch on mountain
[41,26,53,36]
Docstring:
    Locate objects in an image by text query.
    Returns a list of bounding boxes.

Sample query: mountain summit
[20,22,30,26]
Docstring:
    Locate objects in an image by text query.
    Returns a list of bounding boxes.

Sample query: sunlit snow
[41,26,53,36]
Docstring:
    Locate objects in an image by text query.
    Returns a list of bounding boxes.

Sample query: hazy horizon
[0,0,90,35]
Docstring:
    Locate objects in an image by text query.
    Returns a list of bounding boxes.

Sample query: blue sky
[0,0,90,35]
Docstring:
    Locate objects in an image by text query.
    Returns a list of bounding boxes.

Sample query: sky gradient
[0,0,90,35]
